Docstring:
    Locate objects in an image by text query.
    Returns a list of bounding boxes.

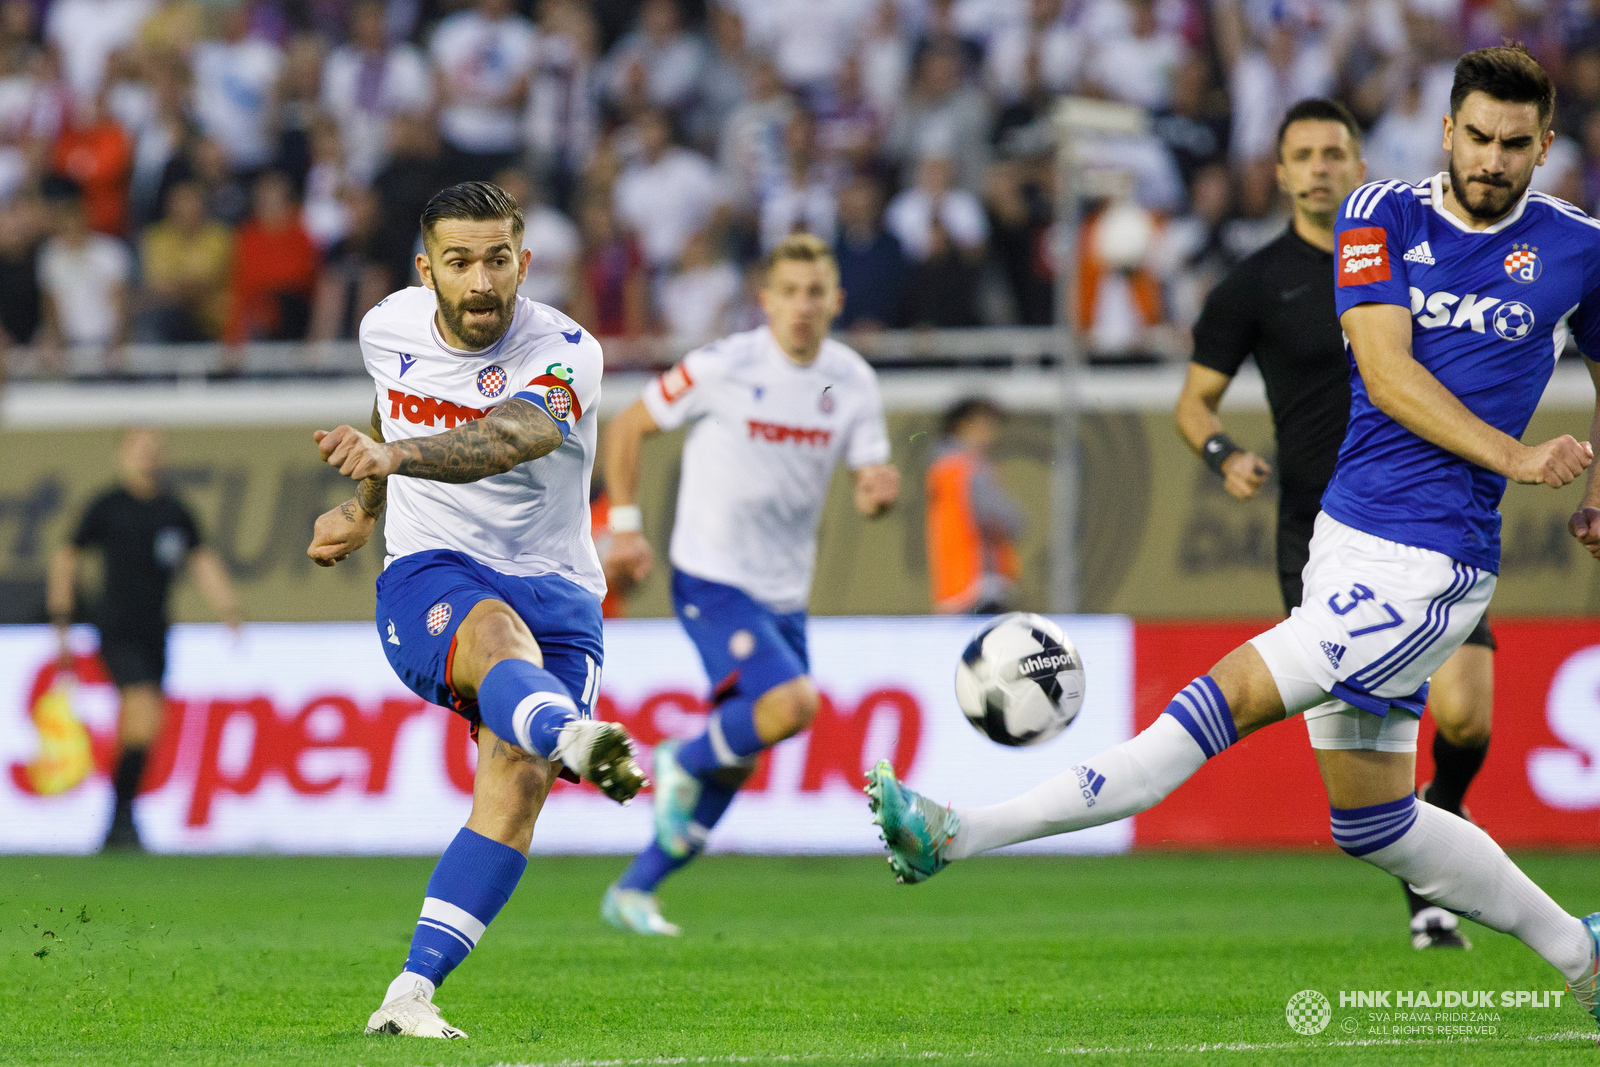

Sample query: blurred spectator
[737,0,865,95]
[527,0,600,207]
[1560,49,1600,140]
[126,57,189,230]
[430,0,537,182]
[1152,55,1230,189]
[689,3,747,153]
[138,0,203,58]
[833,172,905,331]
[0,45,66,203]
[52,87,133,235]
[613,106,727,271]
[1365,74,1448,181]
[985,0,1082,104]
[371,114,445,290]
[136,179,231,342]
[321,0,431,186]
[601,0,704,113]
[162,135,252,227]
[814,53,884,172]
[984,159,1053,326]
[1078,194,1165,357]
[0,191,43,348]
[655,227,739,344]
[568,191,648,338]
[495,165,579,310]
[898,218,980,327]
[925,396,1022,615]
[885,154,988,261]
[1084,0,1187,112]
[1533,133,1586,205]
[192,4,284,173]
[1225,19,1341,163]
[301,118,351,250]
[1152,162,1239,331]
[309,185,388,340]
[759,109,838,252]
[37,176,130,362]
[45,0,151,105]
[859,0,909,126]
[225,171,318,342]
[275,34,328,191]
[718,54,792,211]
[888,37,991,192]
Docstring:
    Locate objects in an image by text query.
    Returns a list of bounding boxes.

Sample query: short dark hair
[1451,43,1555,128]
[1275,99,1362,160]
[420,181,524,246]
[940,397,1004,437]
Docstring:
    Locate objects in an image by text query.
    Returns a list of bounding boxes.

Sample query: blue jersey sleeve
[1568,253,1600,359]
[1334,182,1413,316]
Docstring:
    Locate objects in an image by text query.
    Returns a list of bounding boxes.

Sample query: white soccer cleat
[365,986,467,1039]
[601,884,682,937]
[554,719,649,803]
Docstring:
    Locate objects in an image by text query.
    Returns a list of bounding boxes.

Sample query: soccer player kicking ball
[306,181,648,1038]
[871,45,1600,1030]
[1175,98,1497,950]
[600,233,899,935]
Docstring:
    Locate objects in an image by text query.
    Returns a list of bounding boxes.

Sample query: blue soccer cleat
[1568,912,1600,1031]
[601,884,681,937]
[652,740,704,859]
[865,759,959,885]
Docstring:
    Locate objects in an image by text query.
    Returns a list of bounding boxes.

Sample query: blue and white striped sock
[477,659,578,759]
[400,828,527,989]
[1161,675,1239,759]
[1329,794,1418,857]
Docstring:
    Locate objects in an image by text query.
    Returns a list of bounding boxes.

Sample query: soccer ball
[954,613,1086,746]
[1493,301,1535,341]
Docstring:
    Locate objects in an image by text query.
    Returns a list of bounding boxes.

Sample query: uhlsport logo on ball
[1285,989,1332,1035]
[1493,301,1535,341]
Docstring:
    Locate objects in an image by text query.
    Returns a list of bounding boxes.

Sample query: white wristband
[607,504,643,533]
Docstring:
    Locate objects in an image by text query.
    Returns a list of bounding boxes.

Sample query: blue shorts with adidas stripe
[1249,512,1493,747]
[375,549,604,722]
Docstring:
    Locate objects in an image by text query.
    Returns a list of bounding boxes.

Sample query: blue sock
[676,699,764,780]
[616,781,740,892]
[476,659,577,759]
[1161,675,1239,759]
[403,828,527,987]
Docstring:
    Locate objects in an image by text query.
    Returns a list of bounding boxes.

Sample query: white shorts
[1250,513,1494,752]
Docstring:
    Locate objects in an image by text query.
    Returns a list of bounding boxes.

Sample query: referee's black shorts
[97,628,169,689]
[1276,518,1495,652]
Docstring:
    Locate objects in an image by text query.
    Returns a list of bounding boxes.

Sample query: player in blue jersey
[869,45,1600,1028]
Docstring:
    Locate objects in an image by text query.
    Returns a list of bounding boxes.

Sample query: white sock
[383,970,435,1007]
[948,714,1209,859]
[1360,803,1593,983]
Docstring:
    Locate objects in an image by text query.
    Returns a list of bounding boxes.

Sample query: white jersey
[642,326,891,612]
[361,286,606,597]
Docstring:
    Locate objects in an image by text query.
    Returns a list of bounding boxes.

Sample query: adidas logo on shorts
[1320,641,1347,668]
[1403,241,1436,265]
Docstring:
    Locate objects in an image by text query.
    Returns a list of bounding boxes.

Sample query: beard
[436,287,514,349]
[1448,158,1531,222]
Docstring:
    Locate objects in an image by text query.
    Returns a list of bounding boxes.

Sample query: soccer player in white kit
[598,233,900,935]
[870,46,1600,1029]
[305,182,648,1038]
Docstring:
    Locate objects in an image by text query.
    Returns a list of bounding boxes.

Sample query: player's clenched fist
[854,463,900,516]
[1512,435,1593,488]
[315,425,398,480]
[604,531,654,591]
[1570,506,1600,560]
[307,499,376,567]
[1221,451,1271,500]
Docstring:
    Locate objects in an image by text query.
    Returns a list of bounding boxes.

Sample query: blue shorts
[375,549,604,722]
[671,569,808,705]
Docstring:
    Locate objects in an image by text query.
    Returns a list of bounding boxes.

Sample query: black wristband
[1202,433,1242,476]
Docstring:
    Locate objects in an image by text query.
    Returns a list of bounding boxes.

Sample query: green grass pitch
[4,851,1599,1066]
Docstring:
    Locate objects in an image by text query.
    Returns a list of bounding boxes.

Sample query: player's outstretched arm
[601,398,661,587]
[1568,356,1600,559]
[1174,363,1270,500]
[315,397,563,485]
[1343,302,1592,488]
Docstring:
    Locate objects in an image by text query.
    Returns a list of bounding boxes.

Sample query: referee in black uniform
[1175,99,1495,951]
[47,427,240,851]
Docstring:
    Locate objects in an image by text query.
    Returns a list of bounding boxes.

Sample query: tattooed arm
[315,398,563,485]
[307,402,389,568]
[355,402,388,518]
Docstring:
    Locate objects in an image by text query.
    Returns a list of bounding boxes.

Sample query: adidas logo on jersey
[1402,242,1436,265]
[1321,641,1346,668]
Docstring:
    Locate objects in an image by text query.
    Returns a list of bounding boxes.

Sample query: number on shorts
[1328,583,1404,637]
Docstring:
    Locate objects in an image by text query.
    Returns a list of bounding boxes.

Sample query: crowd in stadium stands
[0,0,1592,368]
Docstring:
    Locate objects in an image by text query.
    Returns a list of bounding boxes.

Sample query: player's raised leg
[1402,635,1493,949]
[869,640,1283,882]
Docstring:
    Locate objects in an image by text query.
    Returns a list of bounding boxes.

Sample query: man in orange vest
[925,397,1022,614]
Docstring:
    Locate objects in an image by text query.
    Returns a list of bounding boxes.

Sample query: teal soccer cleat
[652,740,704,859]
[601,884,681,937]
[1568,912,1600,1031]
[865,759,959,885]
